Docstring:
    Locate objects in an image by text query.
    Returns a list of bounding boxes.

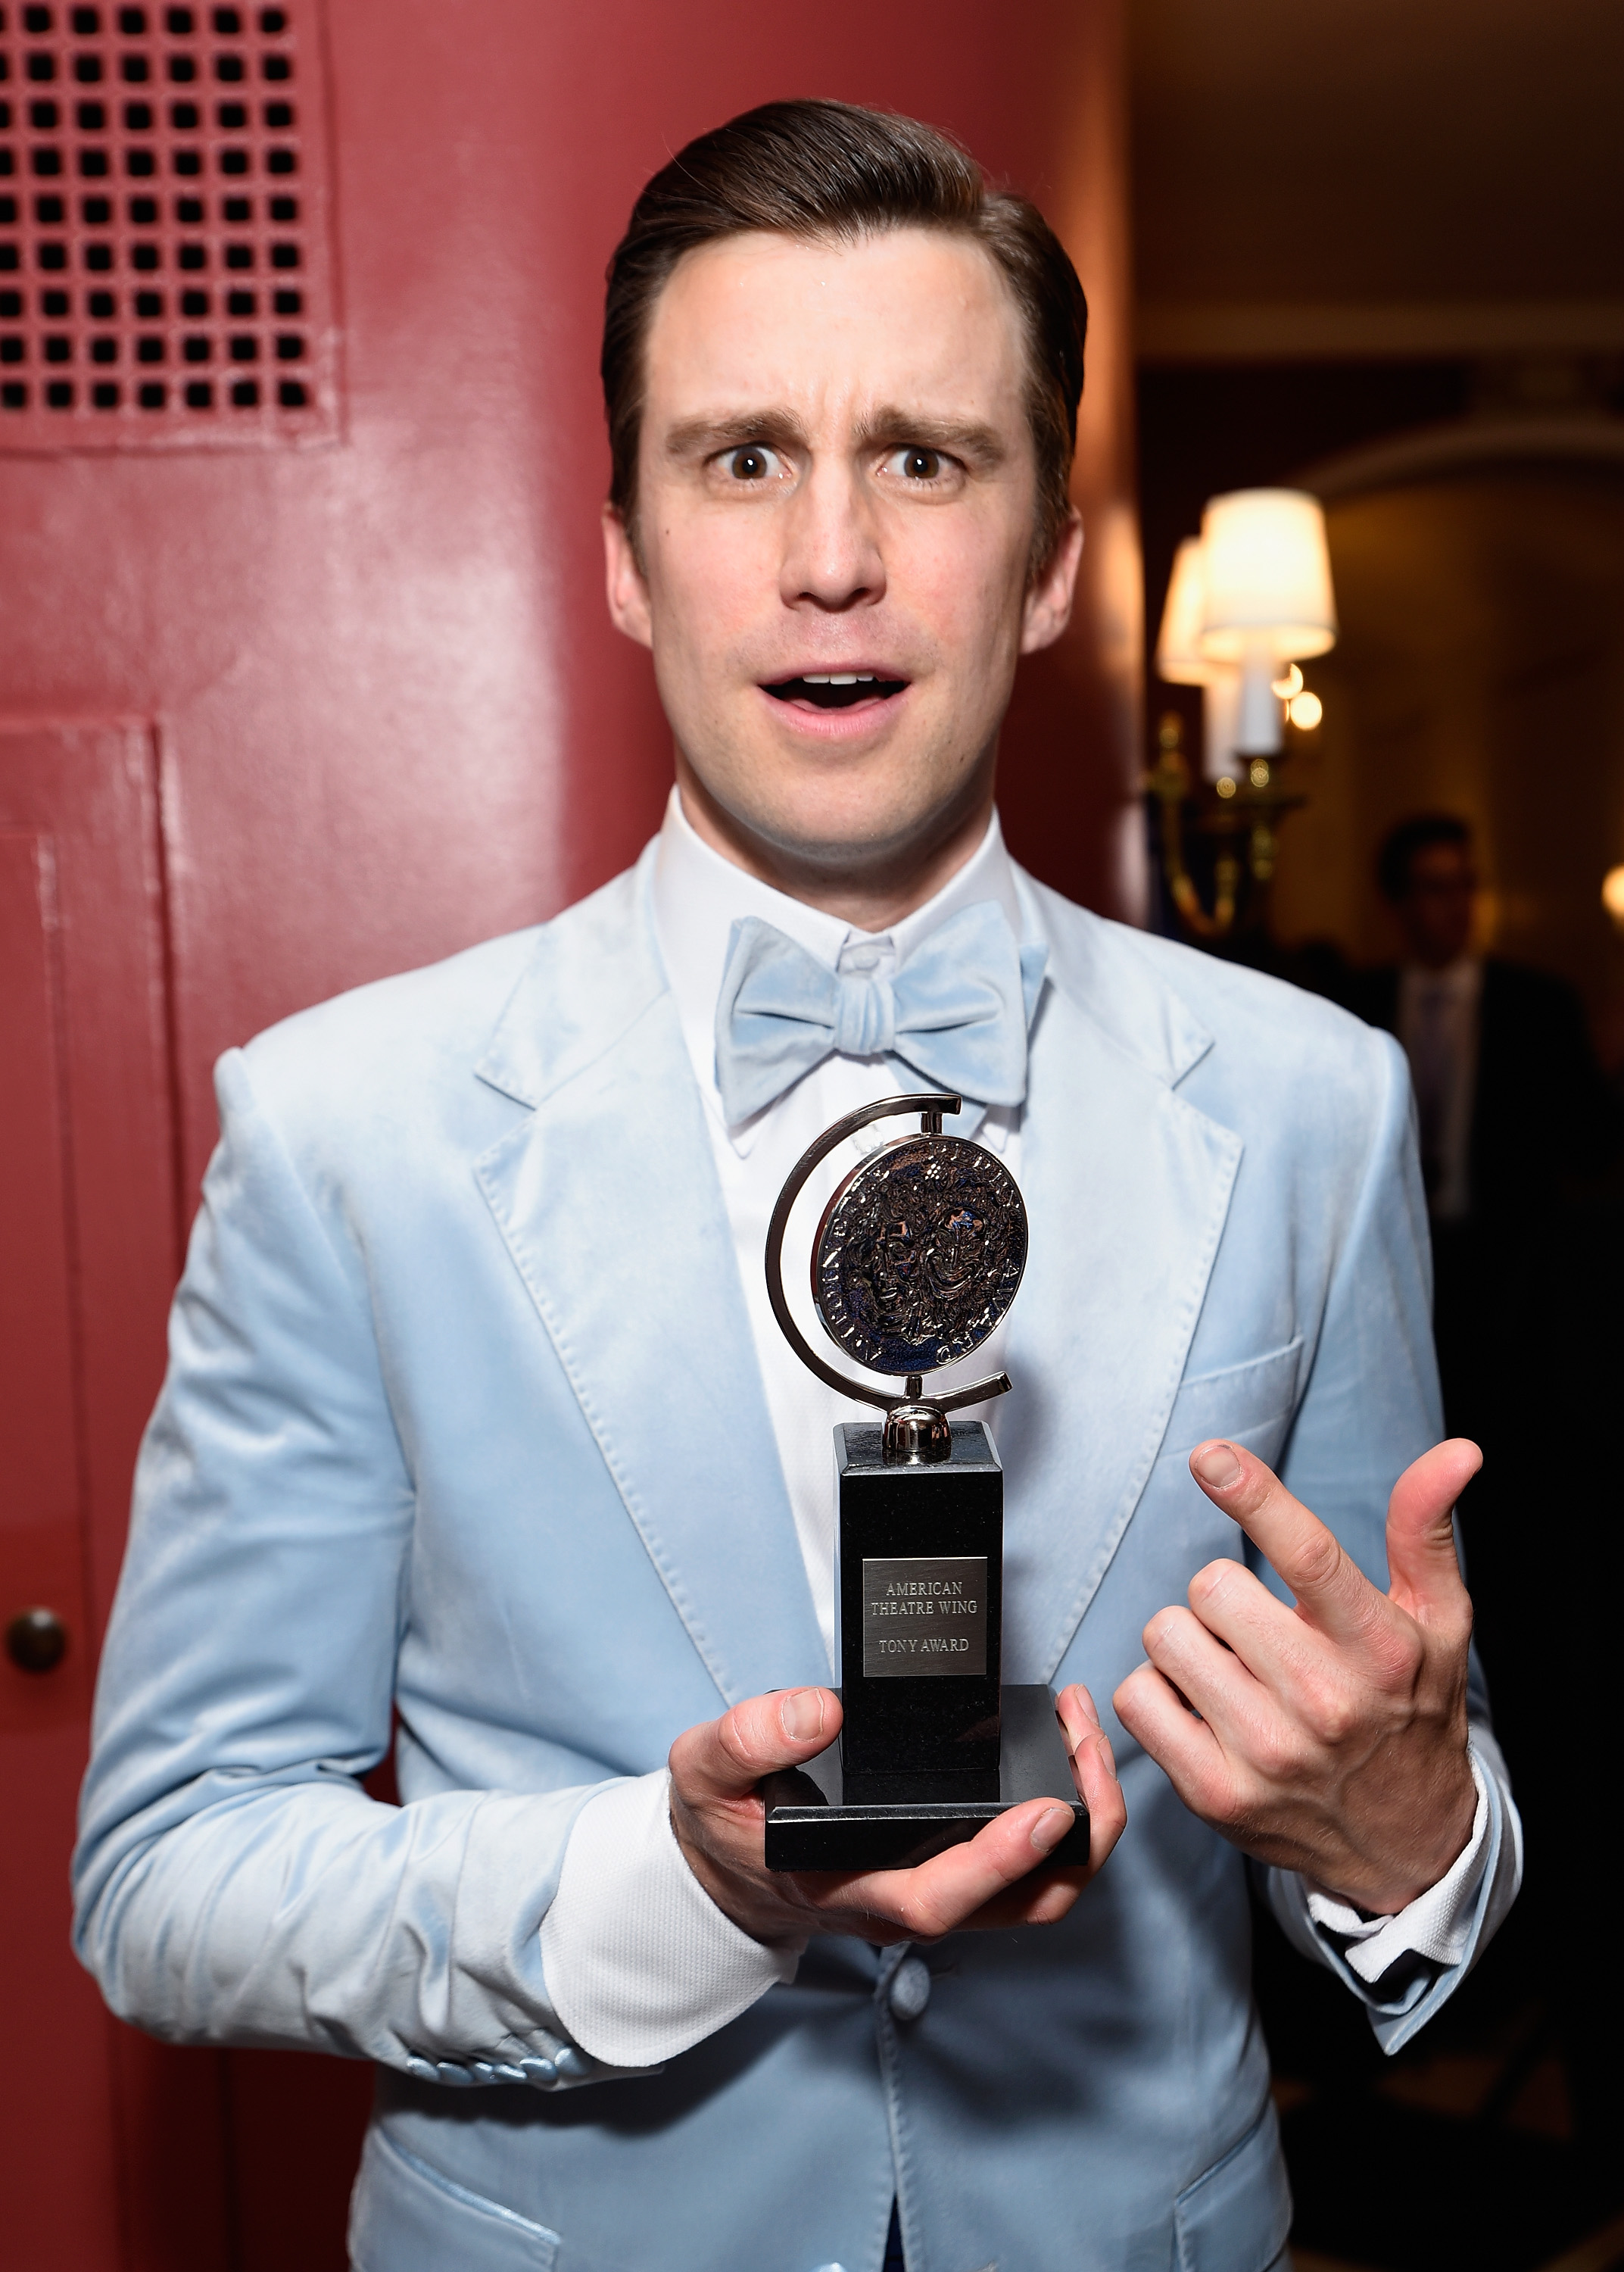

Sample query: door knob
[5,1607,68,1674]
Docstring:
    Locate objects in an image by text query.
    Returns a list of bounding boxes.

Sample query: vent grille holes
[0,0,334,447]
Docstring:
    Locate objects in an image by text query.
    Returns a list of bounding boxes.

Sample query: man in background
[1354,812,1622,2194]
[1354,813,1620,1237]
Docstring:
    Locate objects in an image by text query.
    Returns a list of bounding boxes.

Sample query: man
[1352,813,1620,2184]
[76,105,1520,2272]
[1354,813,1622,1230]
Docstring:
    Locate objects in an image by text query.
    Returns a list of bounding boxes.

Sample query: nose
[778,458,886,613]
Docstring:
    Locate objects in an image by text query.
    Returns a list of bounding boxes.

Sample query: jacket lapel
[1000,883,1243,1681]
[472,851,826,1708]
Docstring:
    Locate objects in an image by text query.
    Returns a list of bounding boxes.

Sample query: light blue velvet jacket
[73,848,1510,2272]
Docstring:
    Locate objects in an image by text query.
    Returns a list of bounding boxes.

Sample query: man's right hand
[667,1684,1126,1948]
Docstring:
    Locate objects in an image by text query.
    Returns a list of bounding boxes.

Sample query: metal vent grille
[0,0,336,451]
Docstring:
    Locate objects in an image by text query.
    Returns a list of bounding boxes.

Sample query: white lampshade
[1196,488,1336,754]
[1155,538,1215,685]
[1199,488,1337,663]
[1155,537,1242,781]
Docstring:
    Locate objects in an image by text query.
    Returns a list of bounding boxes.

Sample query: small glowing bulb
[1271,663,1304,699]
[1214,775,1237,799]
[1288,691,1323,731]
[1603,864,1624,928]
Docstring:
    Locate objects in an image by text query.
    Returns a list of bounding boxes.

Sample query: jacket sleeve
[1264,1025,1522,2053]
[71,1049,655,2091]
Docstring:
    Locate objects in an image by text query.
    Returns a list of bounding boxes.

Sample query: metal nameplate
[861,1555,988,1677]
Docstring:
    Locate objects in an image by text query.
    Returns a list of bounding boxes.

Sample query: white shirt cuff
[538,1768,800,2069]
[1303,1748,1491,1983]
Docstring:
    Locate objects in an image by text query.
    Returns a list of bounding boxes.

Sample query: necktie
[713,900,1047,1126]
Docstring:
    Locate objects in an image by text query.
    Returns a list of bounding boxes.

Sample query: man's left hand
[1114,1437,1482,1915]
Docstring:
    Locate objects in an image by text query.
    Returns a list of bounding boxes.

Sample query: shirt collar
[650,784,1025,1125]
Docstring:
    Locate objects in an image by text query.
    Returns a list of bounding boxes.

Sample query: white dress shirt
[538,789,1501,2071]
[1398,957,1482,1222]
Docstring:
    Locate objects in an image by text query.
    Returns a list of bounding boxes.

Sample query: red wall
[1,0,1140,1203]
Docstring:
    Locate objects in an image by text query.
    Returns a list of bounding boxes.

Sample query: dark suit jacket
[1348,957,1623,1222]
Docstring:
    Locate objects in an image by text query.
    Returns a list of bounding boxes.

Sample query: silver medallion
[812,1131,1027,1378]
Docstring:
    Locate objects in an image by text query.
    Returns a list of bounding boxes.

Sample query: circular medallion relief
[811,1133,1027,1378]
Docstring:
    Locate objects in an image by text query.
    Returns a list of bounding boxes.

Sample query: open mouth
[762,673,909,710]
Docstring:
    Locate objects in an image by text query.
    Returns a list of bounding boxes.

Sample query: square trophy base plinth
[762,1684,1089,1872]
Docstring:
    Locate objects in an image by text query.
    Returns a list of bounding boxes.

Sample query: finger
[1055,1682,1113,1780]
[959,1870,1092,1930]
[669,1687,840,1804]
[946,1692,1125,1931]
[1114,1659,1234,1816]
[1188,1440,1380,1646]
[834,1795,1090,1941]
[1142,1603,1272,1742]
[1386,1438,1480,1628]
[903,1736,1127,1934]
[1183,1555,1337,1698]
[1052,1686,1127,1843]
[818,1713,1127,1938]
[1068,1718,1128,1868]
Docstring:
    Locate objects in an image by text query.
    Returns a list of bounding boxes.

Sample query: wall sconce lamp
[1147,488,1337,938]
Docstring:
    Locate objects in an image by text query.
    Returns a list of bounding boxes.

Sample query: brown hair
[601,100,1087,576]
[1376,813,1473,903]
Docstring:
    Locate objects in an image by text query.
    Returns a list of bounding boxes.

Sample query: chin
[749,791,962,876]
[683,711,990,881]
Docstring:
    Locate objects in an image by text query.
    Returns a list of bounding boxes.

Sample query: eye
[719,444,783,482]
[886,446,945,482]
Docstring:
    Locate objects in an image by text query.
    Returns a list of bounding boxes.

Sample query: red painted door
[0,5,1137,2264]
[0,813,124,2271]
[0,721,232,2270]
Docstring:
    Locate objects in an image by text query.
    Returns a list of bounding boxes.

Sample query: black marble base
[762,1684,1089,1872]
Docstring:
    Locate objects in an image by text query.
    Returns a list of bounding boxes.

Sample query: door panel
[0,724,231,2271]
[0,825,121,2269]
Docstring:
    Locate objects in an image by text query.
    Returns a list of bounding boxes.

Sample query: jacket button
[890,1955,931,2020]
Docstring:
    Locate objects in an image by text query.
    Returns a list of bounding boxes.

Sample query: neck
[673,759,997,932]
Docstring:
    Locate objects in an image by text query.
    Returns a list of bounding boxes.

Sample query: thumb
[670,1686,841,1804]
[1385,1438,1481,1625]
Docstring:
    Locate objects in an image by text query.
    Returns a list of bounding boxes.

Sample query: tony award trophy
[762,1092,1089,1871]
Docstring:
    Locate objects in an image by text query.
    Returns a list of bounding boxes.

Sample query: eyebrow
[661,405,1010,470]
[662,410,809,461]
[855,407,1008,468]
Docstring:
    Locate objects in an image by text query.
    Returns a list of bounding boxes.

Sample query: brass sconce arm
[1145,715,1305,941]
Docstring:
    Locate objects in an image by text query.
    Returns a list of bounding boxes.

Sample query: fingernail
[1191,1442,1243,1490]
[779,1688,826,1744]
[1059,1703,1100,1768]
[1030,1805,1073,1853]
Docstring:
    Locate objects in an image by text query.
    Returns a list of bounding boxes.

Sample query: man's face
[603,227,1080,887]
[1398,841,1477,969]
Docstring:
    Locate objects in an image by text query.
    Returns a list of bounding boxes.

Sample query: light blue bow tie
[714,900,1048,1125]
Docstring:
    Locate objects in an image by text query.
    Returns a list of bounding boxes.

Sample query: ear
[603,502,653,650]
[1018,507,1084,656]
